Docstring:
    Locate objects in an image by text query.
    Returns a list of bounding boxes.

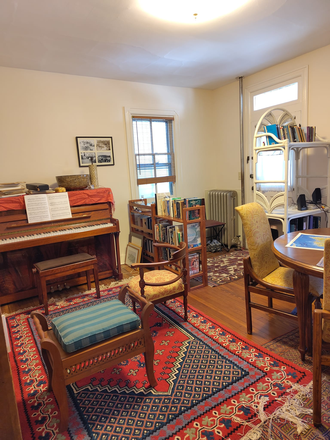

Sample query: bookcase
[253,107,330,235]
[128,198,208,290]
[128,199,155,263]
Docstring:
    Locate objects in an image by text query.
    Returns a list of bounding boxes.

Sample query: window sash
[132,117,176,187]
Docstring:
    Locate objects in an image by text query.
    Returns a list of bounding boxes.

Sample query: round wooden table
[272,228,326,360]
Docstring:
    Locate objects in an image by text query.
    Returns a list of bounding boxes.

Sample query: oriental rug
[7,286,314,440]
[203,250,249,287]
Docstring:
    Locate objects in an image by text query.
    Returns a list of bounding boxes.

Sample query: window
[132,116,175,199]
[255,149,294,192]
[253,82,298,111]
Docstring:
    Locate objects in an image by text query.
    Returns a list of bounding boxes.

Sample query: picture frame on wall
[125,243,142,267]
[76,137,114,167]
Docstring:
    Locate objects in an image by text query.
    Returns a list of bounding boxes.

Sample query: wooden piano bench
[30,288,157,432]
[33,253,100,315]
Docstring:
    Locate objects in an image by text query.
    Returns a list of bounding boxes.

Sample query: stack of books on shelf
[289,215,321,232]
[154,221,184,245]
[131,211,152,231]
[155,193,204,219]
[143,238,154,255]
[0,182,27,197]
[264,124,317,144]
[154,222,202,249]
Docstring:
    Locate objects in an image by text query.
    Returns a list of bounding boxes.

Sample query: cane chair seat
[128,270,184,302]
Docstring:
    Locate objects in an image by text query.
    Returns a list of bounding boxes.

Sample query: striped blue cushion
[51,300,141,353]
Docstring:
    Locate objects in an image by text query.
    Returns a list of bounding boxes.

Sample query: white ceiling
[2,0,330,90]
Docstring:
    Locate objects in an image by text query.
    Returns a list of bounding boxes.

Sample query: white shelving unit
[253,107,330,234]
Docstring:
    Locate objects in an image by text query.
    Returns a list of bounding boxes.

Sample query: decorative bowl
[55,174,89,191]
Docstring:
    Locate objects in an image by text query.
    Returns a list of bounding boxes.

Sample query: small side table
[205,220,226,251]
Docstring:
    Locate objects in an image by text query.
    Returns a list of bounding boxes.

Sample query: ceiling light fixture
[138,0,251,24]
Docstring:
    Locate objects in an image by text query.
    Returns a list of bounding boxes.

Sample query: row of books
[289,215,321,232]
[264,124,317,145]
[154,221,184,246]
[155,192,204,220]
[154,221,202,250]
[143,237,154,255]
[131,211,152,231]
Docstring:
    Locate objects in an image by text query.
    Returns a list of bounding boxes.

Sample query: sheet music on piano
[24,192,72,223]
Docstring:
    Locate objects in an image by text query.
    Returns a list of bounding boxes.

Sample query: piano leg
[114,232,123,280]
[94,233,122,281]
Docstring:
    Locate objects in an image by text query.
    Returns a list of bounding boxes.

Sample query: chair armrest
[131,243,183,269]
[119,285,154,310]
[31,311,49,336]
[314,309,330,320]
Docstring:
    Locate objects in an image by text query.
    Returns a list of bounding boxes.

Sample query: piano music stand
[33,253,100,315]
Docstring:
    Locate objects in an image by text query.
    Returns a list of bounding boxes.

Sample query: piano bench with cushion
[33,253,100,315]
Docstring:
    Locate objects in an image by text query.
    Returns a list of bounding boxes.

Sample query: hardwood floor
[0,252,299,438]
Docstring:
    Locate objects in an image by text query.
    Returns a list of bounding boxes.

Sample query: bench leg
[93,264,100,299]
[144,349,157,388]
[86,270,92,290]
[52,375,69,432]
[42,348,54,392]
[40,278,49,315]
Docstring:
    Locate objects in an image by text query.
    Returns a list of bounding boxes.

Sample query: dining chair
[235,202,323,338]
[313,238,330,426]
[120,241,189,320]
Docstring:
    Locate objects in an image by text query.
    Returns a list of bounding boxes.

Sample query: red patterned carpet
[6,286,317,439]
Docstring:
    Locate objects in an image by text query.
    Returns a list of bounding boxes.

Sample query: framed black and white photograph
[125,243,142,267]
[76,137,114,167]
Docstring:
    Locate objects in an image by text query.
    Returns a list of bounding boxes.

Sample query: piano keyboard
[0,222,113,244]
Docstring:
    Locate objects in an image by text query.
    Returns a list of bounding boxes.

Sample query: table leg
[293,270,310,361]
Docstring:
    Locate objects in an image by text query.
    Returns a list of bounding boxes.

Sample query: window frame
[125,108,180,200]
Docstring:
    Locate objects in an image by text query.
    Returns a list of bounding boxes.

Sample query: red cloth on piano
[0,188,115,212]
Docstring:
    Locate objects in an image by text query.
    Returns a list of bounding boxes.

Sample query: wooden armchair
[313,238,330,425]
[120,242,188,320]
[236,203,322,346]
[31,288,157,432]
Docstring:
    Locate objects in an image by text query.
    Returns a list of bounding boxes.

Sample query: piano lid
[0,188,115,213]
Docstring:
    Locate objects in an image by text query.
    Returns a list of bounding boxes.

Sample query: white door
[244,68,308,204]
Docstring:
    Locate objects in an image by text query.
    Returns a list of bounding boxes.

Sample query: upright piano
[0,187,122,305]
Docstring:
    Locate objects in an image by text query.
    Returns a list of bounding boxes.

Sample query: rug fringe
[241,381,313,439]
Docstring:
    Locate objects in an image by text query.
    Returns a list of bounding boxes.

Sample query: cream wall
[211,81,241,194]
[0,67,215,260]
[2,43,330,261]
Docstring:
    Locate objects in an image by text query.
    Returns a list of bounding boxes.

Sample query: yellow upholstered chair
[313,238,330,425]
[236,202,322,339]
[120,242,189,320]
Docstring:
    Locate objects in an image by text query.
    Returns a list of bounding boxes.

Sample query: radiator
[208,190,238,247]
